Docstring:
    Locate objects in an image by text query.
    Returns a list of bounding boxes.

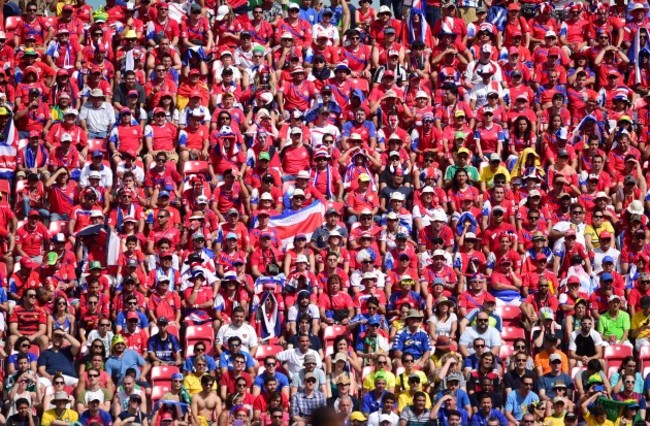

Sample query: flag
[628,27,650,85]
[266,200,326,249]
[75,224,121,266]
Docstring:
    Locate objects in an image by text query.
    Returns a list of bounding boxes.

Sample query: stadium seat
[185,324,213,342]
[49,220,68,236]
[30,344,40,358]
[571,366,585,380]
[151,385,170,404]
[361,366,374,381]
[501,327,525,343]
[604,344,633,361]
[183,161,208,177]
[87,139,107,154]
[639,346,650,370]
[0,179,11,202]
[498,344,514,360]
[255,344,283,362]
[496,305,522,327]
[5,16,22,46]
[17,138,28,151]
[151,365,180,388]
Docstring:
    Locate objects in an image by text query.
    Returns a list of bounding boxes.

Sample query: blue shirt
[361,390,386,415]
[183,355,217,373]
[538,373,573,399]
[392,327,431,359]
[435,389,471,411]
[146,333,182,362]
[505,390,539,421]
[254,371,290,393]
[218,351,255,371]
[105,349,147,383]
[115,311,149,330]
[436,407,469,426]
[299,6,318,25]
[471,409,509,426]
[79,408,113,426]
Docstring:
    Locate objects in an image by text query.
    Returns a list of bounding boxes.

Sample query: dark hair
[587,359,603,372]
[413,391,427,400]
[591,405,606,417]
[447,410,461,419]
[442,83,458,95]
[200,374,214,386]
[233,306,245,316]
[15,398,30,408]
[380,392,395,403]
[228,336,242,346]
[264,375,277,385]
[14,336,30,351]
[233,353,246,363]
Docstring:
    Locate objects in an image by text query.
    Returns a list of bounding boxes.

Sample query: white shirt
[216,322,259,353]
[367,411,399,426]
[78,102,116,134]
[276,348,322,376]
[592,247,621,274]
[79,165,114,189]
[568,328,604,352]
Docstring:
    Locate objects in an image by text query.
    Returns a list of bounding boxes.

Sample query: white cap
[390,192,406,201]
[361,271,377,280]
[296,254,309,263]
[432,210,447,222]
[421,186,434,194]
[296,170,310,179]
[291,188,305,197]
[545,30,557,37]
[281,31,294,39]
[465,232,476,239]
[349,133,363,140]
[64,108,79,116]
[386,212,398,220]
[90,210,103,218]
[360,208,373,215]
[378,5,391,13]
[215,5,229,20]
[433,249,447,258]
[260,192,274,201]
[415,90,428,99]
[88,170,101,179]
[291,127,303,135]
[60,133,73,142]
[529,189,541,197]
[196,195,208,204]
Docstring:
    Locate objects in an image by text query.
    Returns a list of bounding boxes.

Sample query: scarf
[24,144,48,169]
[408,9,427,45]
[257,291,281,342]
[343,163,376,191]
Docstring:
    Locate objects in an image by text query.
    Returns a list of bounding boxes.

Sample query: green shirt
[444,165,480,182]
[597,310,630,340]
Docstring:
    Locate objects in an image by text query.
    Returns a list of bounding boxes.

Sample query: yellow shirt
[395,370,428,393]
[585,412,615,426]
[42,408,79,426]
[183,373,217,396]
[397,391,432,412]
[544,413,566,426]
[479,164,511,186]
[584,222,615,249]
[631,311,650,340]
[362,370,396,391]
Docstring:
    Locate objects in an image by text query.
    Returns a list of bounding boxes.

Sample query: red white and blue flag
[267,200,326,249]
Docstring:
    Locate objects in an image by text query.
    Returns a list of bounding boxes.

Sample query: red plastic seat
[151,365,179,388]
[183,161,208,177]
[255,344,284,362]
[184,325,214,356]
[87,139,107,156]
[502,327,525,343]
[571,366,585,380]
[5,16,22,46]
[499,344,514,360]
[639,346,650,371]
[151,385,170,404]
[49,220,68,236]
[604,344,633,361]
[497,305,522,327]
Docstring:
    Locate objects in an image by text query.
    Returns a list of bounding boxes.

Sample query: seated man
[391,309,431,370]
[146,317,182,367]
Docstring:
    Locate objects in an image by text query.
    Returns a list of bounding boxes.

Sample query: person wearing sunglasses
[505,376,539,425]
[253,356,289,398]
[537,350,574,403]
[7,287,49,351]
[6,337,38,376]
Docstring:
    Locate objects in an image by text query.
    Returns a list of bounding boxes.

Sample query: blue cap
[91,150,103,157]
[368,316,381,326]
[602,256,614,264]
[171,372,184,380]
[226,232,238,240]
[433,277,445,286]
[322,7,333,15]
[158,190,170,198]
[600,272,613,281]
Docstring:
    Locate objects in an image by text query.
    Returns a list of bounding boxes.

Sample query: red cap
[548,47,561,57]
[508,3,521,10]
[153,107,165,115]
[56,68,69,77]
[383,70,395,78]
[156,1,169,8]
[567,276,581,285]
[511,29,523,37]
[508,46,519,55]
[62,4,74,11]
[189,69,200,76]
[190,90,201,98]
[28,130,40,138]
[90,66,102,73]
[20,257,38,268]
[599,231,613,239]
[565,228,577,236]
[534,252,547,261]
[126,311,139,320]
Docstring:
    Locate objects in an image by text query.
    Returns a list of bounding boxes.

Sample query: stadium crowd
[0,0,648,425]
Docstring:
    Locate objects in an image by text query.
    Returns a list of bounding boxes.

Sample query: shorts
[145,150,180,164]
